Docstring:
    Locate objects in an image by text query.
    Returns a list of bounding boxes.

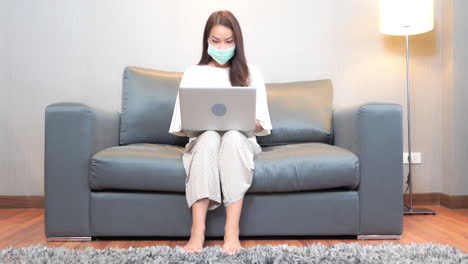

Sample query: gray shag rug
[1,242,467,263]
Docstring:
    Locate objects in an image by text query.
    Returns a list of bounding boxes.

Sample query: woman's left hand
[255,119,263,133]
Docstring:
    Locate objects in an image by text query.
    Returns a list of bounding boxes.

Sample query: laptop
[179,86,256,136]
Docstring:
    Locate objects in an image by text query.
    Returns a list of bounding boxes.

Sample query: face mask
[207,42,236,65]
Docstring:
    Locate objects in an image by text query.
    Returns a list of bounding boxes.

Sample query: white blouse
[168,63,273,144]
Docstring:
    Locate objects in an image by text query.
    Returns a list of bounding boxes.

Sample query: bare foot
[222,226,243,254]
[182,226,205,254]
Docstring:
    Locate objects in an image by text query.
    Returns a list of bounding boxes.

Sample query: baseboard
[404,192,468,209]
[0,195,44,208]
[0,193,467,209]
[439,193,468,209]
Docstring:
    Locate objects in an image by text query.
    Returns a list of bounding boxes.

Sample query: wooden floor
[0,205,466,253]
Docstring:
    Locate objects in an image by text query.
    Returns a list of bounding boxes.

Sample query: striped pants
[182,130,262,211]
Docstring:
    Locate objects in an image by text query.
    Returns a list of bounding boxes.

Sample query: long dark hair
[197,10,250,87]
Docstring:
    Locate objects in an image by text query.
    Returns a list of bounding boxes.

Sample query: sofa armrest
[44,102,120,237]
[332,103,403,235]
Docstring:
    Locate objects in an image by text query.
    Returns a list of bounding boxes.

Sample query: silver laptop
[179,86,256,135]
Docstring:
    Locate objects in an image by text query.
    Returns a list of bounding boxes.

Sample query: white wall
[0,0,466,195]
[442,0,468,195]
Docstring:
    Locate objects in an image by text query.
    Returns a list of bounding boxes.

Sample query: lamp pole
[403,34,436,215]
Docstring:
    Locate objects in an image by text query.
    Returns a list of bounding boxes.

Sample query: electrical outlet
[403,152,422,164]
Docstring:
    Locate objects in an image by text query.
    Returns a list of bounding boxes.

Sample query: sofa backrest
[256,80,333,146]
[120,66,333,147]
[120,66,189,146]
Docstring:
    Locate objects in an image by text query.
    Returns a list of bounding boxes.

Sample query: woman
[169,10,272,254]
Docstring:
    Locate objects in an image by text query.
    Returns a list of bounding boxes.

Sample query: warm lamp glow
[379,0,434,36]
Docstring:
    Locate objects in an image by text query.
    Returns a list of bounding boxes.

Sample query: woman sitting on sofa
[168,10,272,255]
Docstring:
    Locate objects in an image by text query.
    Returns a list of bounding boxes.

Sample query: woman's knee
[200,130,221,139]
[197,130,221,150]
[221,130,245,143]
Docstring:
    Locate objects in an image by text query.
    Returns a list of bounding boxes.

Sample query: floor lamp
[379,0,436,215]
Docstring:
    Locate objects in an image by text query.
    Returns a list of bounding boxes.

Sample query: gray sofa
[44,66,403,242]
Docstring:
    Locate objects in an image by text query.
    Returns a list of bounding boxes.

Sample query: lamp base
[404,207,437,215]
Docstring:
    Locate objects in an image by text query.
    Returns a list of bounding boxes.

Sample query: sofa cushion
[256,80,333,146]
[249,142,359,192]
[89,143,187,192]
[119,66,332,147]
[120,66,189,147]
[89,142,359,193]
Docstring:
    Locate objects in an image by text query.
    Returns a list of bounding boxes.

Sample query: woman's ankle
[224,222,239,231]
[191,224,206,232]
[224,225,239,236]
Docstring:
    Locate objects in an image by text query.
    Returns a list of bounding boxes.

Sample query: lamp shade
[379,0,434,36]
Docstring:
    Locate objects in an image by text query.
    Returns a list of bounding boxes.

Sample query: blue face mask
[207,42,236,65]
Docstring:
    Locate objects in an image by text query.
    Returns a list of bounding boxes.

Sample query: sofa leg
[357,235,401,240]
[46,237,92,242]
